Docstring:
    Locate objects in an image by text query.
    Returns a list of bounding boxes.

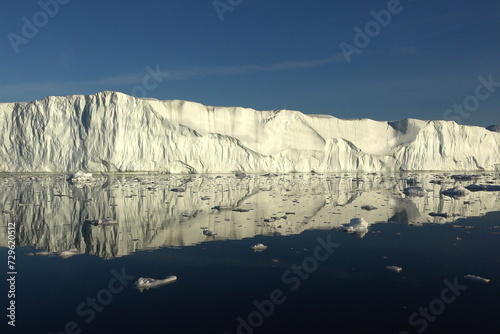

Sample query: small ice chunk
[212,205,233,211]
[84,219,118,226]
[340,218,369,237]
[35,251,54,256]
[442,185,468,198]
[235,171,247,178]
[251,243,268,251]
[386,265,403,273]
[403,187,428,197]
[68,171,94,183]
[203,229,216,236]
[464,274,490,283]
[58,250,78,259]
[135,275,177,291]
[361,205,378,211]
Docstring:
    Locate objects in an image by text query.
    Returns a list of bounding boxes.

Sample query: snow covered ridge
[1,91,499,173]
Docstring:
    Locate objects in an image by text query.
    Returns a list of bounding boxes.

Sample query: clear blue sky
[1,0,499,126]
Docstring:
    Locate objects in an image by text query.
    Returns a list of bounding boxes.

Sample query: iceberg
[1,91,499,173]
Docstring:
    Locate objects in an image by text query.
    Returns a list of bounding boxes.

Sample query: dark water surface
[1,173,499,334]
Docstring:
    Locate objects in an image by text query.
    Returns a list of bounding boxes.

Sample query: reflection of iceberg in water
[1,172,499,259]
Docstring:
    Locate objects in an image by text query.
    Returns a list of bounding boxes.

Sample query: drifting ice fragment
[203,229,216,236]
[386,266,403,272]
[464,274,490,283]
[339,218,369,237]
[84,219,118,226]
[361,205,378,211]
[135,275,177,291]
[68,171,94,183]
[442,185,468,198]
[403,187,428,197]
[251,243,268,251]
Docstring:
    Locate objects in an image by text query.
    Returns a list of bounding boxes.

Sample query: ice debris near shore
[25,249,79,258]
[1,91,500,173]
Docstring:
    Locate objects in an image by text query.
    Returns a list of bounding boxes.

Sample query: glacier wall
[0,91,499,173]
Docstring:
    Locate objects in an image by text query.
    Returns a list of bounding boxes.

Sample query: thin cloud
[0,55,343,100]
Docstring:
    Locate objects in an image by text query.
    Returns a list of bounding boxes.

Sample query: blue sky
[1,0,499,126]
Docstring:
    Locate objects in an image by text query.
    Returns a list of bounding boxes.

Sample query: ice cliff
[1,91,499,173]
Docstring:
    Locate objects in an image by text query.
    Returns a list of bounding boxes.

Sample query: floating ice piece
[442,185,468,198]
[135,275,177,291]
[466,184,500,192]
[251,243,268,251]
[464,274,490,283]
[203,229,216,236]
[340,218,369,237]
[403,187,428,197]
[57,250,79,259]
[235,171,247,178]
[68,171,93,183]
[232,208,250,212]
[34,251,55,256]
[450,174,479,181]
[429,212,460,218]
[84,219,118,226]
[386,265,403,272]
[212,205,233,211]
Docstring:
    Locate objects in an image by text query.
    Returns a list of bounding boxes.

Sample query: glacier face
[0,91,499,173]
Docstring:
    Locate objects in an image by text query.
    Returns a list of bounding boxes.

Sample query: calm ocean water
[1,173,499,334]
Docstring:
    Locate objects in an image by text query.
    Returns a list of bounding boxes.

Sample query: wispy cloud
[164,55,345,80]
[0,56,343,101]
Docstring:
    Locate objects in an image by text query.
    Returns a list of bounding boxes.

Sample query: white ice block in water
[464,274,490,283]
[251,243,268,251]
[386,266,403,272]
[68,171,94,182]
[340,218,369,237]
[403,187,428,197]
[442,185,468,198]
[135,275,178,291]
